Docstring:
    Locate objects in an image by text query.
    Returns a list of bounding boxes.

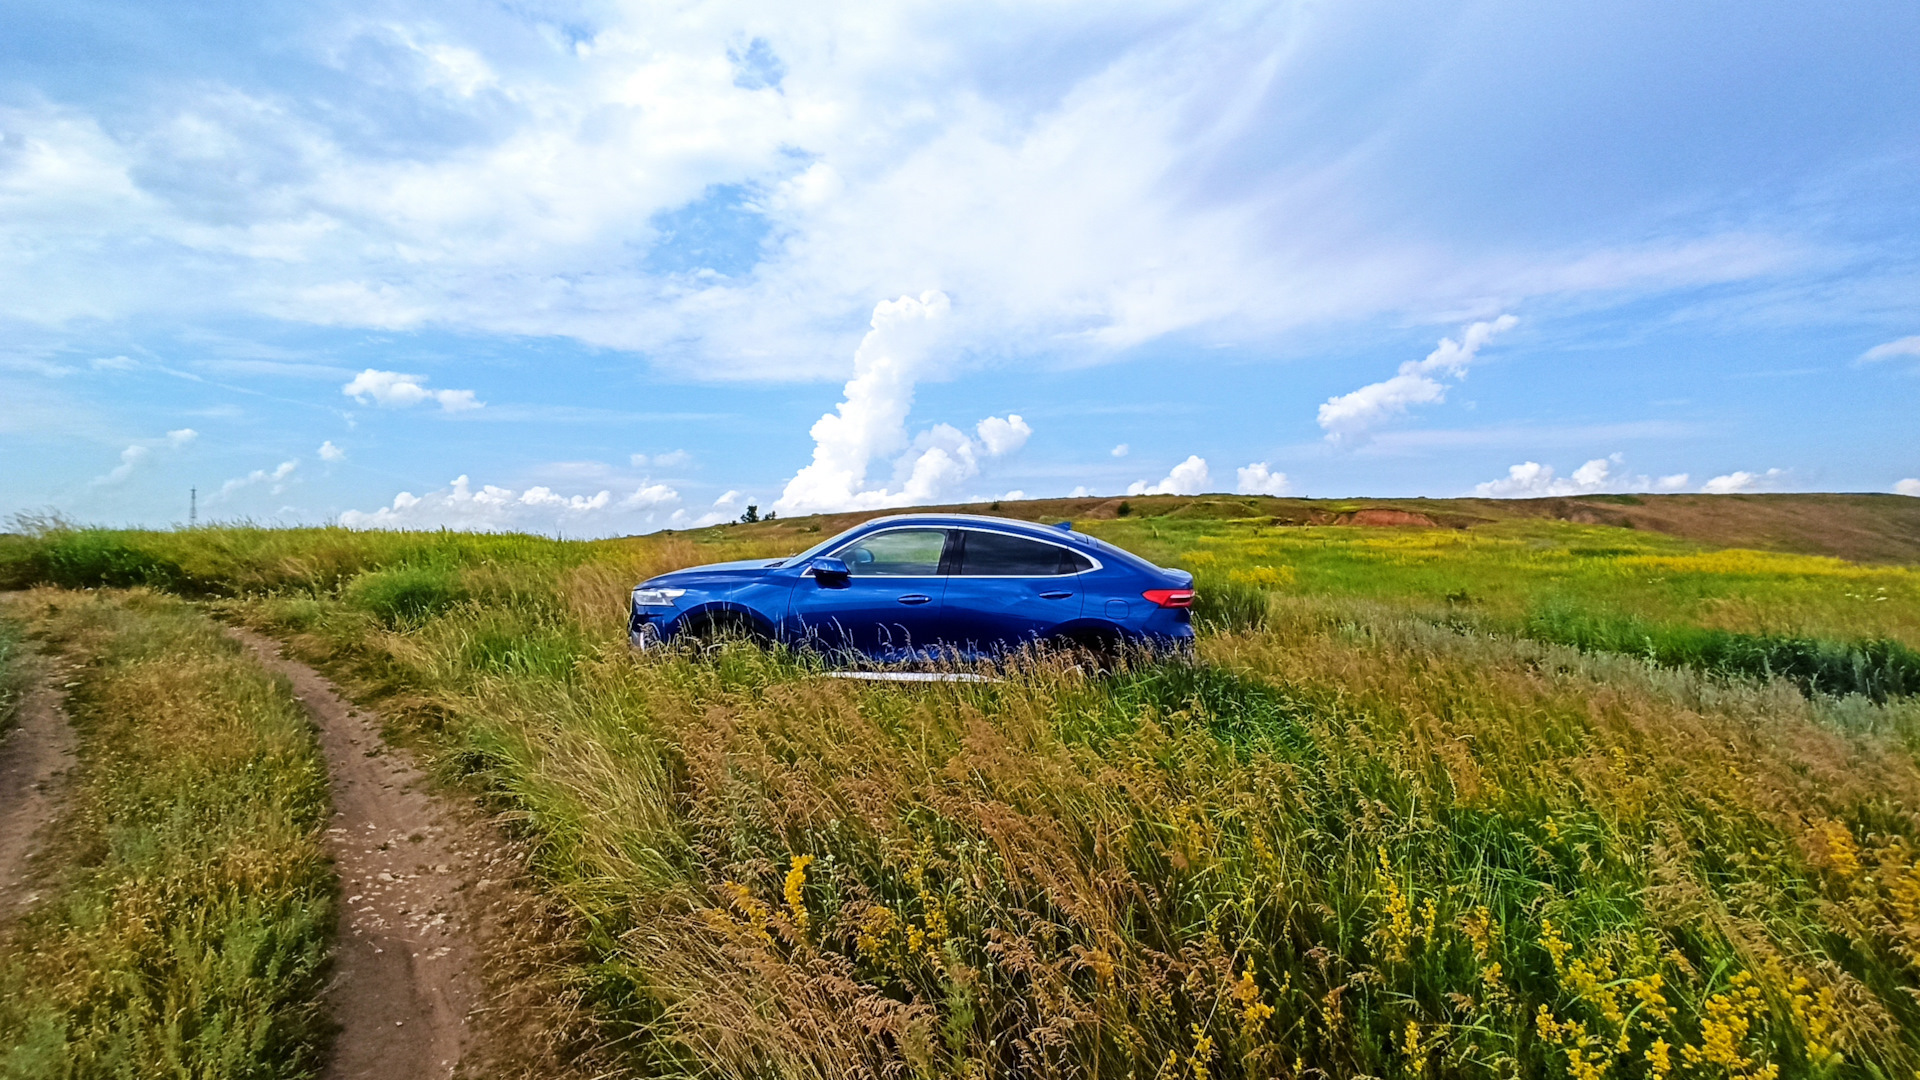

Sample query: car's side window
[955,530,1091,576]
[832,528,950,576]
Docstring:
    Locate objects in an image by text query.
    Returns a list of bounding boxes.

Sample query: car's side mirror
[810,557,851,587]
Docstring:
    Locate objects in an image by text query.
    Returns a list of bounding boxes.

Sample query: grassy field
[0,591,334,1079]
[3,494,1920,1078]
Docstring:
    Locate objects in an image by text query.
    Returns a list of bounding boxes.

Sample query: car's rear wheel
[1048,629,1124,675]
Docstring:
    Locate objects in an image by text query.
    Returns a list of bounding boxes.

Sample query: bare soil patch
[0,653,76,923]
[226,627,535,1080]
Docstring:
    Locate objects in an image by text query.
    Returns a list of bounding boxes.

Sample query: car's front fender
[658,599,780,641]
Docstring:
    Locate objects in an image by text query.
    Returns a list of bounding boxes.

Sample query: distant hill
[723,493,1920,565]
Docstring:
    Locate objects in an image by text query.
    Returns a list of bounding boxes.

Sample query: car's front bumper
[629,611,666,650]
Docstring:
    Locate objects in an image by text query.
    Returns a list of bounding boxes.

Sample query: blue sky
[2,0,1916,533]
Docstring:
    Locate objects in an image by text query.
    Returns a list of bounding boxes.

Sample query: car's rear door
[788,527,953,656]
[942,528,1089,652]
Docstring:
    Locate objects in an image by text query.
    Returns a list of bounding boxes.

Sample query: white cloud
[1001,490,1026,501]
[0,11,1811,384]
[774,293,1034,513]
[1111,443,1130,458]
[1701,468,1784,494]
[1896,479,1920,497]
[166,428,197,446]
[519,486,612,512]
[1472,453,1691,498]
[712,490,743,509]
[974,414,1032,457]
[1235,462,1291,496]
[91,355,139,371]
[94,444,151,486]
[1320,315,1518,443]
[341,369,483,412]
[622,482,679,509]
[318,440,346,462]
[341,474,647,530]
[1861,336,1920,363]
[1129,454,1210,496]
[1067,485,1093,498]
[216,458,299,500]
[631,449,692,469]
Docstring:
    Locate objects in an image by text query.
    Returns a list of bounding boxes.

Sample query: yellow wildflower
[1822,821,1861,879]
[1680,972,1779,1080]
[784,854,815,936]
[1645,1038,1671,1079]
[1376,846,1414,963]
[1233,964,1274,1027]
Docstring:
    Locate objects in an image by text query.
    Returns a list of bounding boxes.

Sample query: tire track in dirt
[226,627,525,1080]
[0,654,77,924]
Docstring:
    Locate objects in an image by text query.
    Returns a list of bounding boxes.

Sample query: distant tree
[764,510,777,521]
[739,504,760,524]
[1118,501,1133,517]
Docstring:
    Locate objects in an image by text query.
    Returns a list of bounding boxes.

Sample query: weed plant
[0,590,334,1079]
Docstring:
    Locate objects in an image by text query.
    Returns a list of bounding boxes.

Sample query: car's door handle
[896,594,933,605]
[1040,591,1073,600]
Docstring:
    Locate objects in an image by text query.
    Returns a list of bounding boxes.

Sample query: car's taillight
[1142,588,1194,608]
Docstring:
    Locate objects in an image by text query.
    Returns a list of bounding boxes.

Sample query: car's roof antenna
[1053,521,1073,531]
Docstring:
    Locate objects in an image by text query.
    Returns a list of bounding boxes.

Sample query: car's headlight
[632,587,687,607]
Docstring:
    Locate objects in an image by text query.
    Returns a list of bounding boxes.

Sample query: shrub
[14,531,187,591]
[1524,604,1920,701]
[344,565,468,627]
[1191,574,1269,633]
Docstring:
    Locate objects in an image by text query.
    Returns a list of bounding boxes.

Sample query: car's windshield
[769,522,871,567]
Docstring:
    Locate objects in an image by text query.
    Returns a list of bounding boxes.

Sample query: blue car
[628,513,1195,661]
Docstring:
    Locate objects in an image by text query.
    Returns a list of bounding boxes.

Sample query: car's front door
[788,527,953,657]
[942,528,1089,652]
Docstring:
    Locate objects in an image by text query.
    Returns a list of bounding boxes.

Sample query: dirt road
[0,655,77,923]
[227,627,523,1080]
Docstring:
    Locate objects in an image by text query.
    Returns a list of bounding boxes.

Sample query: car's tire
[678,611,767,653]
[1049,629,1124,675]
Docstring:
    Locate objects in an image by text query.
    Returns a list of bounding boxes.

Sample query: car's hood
[645,558,786,586]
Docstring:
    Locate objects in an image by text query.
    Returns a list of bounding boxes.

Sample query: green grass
[1524,603,1920,702]
[0,617,27,736]
[0,590,335,1080]
[5,511,1920,1077]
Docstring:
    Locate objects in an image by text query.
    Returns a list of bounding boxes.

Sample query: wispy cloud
[216,459,298,500]
[1319,316,1518,444]
[1861,335,1920,365]
[90,427,197,486]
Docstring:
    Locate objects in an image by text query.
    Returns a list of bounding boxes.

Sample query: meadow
[0,590,334,1079]
[3,494,1920,1078]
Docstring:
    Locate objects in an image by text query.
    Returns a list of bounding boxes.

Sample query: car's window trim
[951,526,1102,577]
[808,526,955,579]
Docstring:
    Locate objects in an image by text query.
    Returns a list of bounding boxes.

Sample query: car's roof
[852,513,1167,575]
[856,513,1076,535]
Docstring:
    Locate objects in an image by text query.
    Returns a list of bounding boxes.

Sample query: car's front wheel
[676,611,769,652]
